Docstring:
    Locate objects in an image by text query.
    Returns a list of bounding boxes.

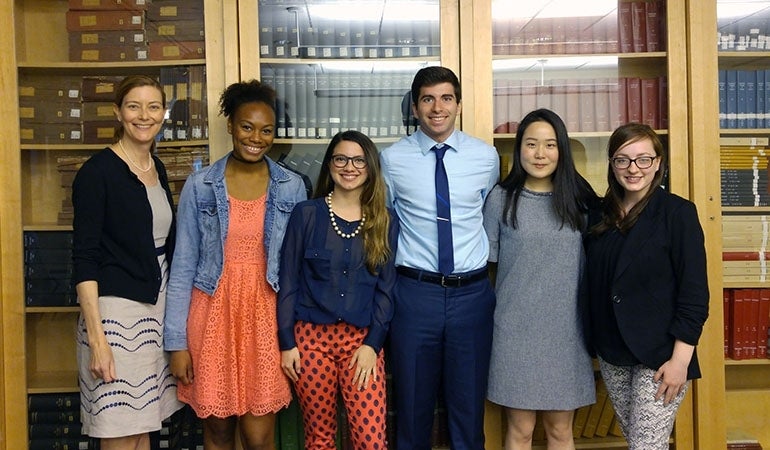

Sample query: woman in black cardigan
[584,123,709,450]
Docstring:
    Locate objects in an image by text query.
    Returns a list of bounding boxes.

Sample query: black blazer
[585,188,709,379]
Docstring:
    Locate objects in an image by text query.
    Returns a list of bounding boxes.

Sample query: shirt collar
[415,129,461,156]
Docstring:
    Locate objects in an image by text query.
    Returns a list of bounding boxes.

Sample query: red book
[658,75,669,129]
[626,77,642,123]
[493,78,510,133]
[579,82,596,132]
[552,18,566,54]
[758,289,770,358]
[565,80,581,132]
[747,289,760,358]
[520,79,538,118]
[550,79,568,121]
[645,0,661,51]
[507,79,523,130]
[608,78,622,130]
[617,78,629,126]
[618,1,633,53]
[723,251,770,261]
[595,79,610,131]
[729,289,745,360]
[565,18,580,54]
[578,16,595,54]
[631,1,647,52]
[724,289,732,358]
[641,78,660,128]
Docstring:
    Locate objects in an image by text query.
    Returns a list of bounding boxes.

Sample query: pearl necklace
[118,140,153,173]
[326,192,365,239]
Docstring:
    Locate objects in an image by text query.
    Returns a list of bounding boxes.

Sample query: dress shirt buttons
[611,294,621,304]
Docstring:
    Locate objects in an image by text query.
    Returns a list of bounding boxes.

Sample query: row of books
[493,76,668,134]
[723,288,770,360]
[260,67,413,139]
[720,140,770,207]
[492,1,665,56]
[56,147,209,226]
[570,379,623,440]
[722,213,770,275]
[258,5,440,59]
[718,10,770,52]
[28,393,204,450]
[66,0,205,62]
[718,69,770,129]
[24,232,76,307]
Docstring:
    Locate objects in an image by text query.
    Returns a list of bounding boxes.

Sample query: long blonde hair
[314,131,391,274]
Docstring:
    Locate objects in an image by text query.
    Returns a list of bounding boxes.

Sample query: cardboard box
[81,102,116,122]
[146,20,204,42]
[19,99,83,124]
[83,120,119,144]
[66,10,145,31]
[149,41,205,60]
[20,123,83,144]
[147,1,204,22]
[70,44,149,62]
[69,30,146,47]
[18,76,82,101]
[81,76,124,102]
[68,0,148,10]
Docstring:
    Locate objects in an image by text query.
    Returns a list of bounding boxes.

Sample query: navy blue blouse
[277,197,399,353]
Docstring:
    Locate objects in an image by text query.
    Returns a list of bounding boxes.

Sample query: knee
[204,418,236,446]
[242,428,274,450]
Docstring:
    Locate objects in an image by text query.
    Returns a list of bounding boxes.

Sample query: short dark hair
[410,66,461,105]
[219,79,277,119]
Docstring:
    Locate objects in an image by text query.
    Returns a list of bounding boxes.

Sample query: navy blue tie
[433,144,454,275]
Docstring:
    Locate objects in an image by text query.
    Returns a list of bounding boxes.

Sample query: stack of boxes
[18,76,83,145]
[66,0,205,63]
[67,0,149,63]
[147,0,206,61]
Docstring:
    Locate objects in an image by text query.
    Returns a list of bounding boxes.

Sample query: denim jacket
[164,153,306,350]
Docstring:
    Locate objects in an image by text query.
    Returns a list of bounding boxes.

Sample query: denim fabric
[164,153,306,350]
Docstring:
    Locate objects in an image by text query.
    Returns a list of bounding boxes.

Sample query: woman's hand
[281,347,301,383]
[170,350,194,385]
[349,344,377,391]
[654,340,694,405]
[89,338,116,382]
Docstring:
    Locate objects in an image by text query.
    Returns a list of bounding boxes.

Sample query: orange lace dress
[178,195,291,418]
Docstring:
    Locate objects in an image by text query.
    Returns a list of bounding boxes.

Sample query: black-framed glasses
[331,155,367,169]
[610,156,658,170]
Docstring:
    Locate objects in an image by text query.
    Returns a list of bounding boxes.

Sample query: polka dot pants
[294,321,387,450]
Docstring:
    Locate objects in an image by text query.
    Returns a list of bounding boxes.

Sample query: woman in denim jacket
[164,80,306,450]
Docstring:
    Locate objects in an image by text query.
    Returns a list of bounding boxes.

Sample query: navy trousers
[389,273,495,450]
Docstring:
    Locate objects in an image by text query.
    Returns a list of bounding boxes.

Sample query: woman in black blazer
[584,123,709,450]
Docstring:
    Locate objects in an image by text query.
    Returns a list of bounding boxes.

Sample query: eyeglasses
[610,156,658,170]
[331,155,367,169]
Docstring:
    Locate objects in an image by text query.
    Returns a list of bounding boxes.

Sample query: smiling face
[113,85,165,145]
[227,101,275,162]
[520,120,559,192]
[329,139,368,195]
[412,82,461,143]
[611,137,661,202]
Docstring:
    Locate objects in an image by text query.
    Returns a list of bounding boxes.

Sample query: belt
[396,266,488,288]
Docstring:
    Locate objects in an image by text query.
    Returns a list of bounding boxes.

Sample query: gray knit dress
[483,186,595,410]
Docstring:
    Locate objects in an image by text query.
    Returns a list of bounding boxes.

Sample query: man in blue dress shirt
[380,66,499,450]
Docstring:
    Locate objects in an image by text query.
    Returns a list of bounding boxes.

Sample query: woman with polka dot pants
[278,131,399,449]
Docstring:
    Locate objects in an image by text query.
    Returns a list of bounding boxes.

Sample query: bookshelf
[714,0,770,446]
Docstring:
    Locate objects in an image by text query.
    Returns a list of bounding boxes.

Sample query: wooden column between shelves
[685,1,727,449]
[0,0,27,447]
[205,0,235,162]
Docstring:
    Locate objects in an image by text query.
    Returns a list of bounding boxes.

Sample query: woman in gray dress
[483,109,597,450]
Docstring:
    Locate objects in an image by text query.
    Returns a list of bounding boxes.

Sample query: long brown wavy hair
[314,131,391,274]
[593,122,667,235]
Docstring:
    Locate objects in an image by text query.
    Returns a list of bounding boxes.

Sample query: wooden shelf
[27,370,79,394]
[21,140,209,151]
[18,59,205,69]
[260,57,440,66]
[725,358,770,367]
[492,51,667,61]
[26,307,79,314]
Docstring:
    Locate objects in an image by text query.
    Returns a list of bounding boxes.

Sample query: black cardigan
[72,148,176,304]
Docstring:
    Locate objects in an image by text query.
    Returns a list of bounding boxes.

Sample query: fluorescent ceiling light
[491,0,616,20]
[306,1,439,22]
[717,1,770,19]
[493,56,618,71]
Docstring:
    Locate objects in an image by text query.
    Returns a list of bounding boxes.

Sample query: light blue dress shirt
[380,129,499,273]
